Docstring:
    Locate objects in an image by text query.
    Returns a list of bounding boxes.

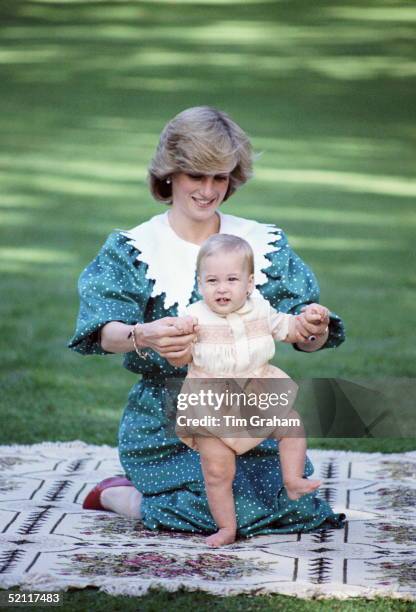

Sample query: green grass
[2,589,415,611]
[0,0,415,609]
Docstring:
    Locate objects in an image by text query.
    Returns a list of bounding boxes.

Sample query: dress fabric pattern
[69,214,346,537]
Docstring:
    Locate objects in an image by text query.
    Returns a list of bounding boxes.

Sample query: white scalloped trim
[121,212,281,313]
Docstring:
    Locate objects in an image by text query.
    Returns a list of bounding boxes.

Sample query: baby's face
[198,251,254,315]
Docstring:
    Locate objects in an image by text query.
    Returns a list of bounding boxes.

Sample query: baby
[170,234,330,547]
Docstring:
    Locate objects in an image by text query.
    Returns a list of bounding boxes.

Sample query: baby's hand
[294,303,330,343]
[173,316,199,335]
[301,304,330,326]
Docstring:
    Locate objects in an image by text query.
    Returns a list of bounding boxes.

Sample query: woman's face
[170,171,230,222]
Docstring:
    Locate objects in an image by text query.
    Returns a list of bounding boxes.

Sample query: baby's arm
[270,305,329,345]
[283,316,301,344]
[270,308,299,344]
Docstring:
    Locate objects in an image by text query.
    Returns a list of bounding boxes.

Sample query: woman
[69,106,346,537]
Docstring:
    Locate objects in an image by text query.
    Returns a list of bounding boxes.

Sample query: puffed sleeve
[260,230,345,351]
[68,232,153,355]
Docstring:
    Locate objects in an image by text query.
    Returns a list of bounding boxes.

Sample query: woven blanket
[0,442,414,600]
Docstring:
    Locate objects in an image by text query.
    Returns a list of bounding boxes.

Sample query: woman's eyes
[186,174,228,181]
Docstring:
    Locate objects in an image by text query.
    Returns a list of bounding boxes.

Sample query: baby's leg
[273,409,322,500]
[197,436,237,547]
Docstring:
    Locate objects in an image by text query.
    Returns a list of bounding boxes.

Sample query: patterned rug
[0,441,415,600]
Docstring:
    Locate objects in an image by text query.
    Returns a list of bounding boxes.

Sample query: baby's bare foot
[285,478,321,501]
[206,528,236,548]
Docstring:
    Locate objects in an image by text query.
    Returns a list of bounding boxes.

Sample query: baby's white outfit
[177,295,297,454]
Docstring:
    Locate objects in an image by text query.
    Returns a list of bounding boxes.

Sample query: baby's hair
[197,234,255,276]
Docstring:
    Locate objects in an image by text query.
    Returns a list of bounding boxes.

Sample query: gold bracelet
[128,323,149,360]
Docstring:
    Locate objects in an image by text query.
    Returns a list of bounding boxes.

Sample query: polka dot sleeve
[260,229,345,350]
[68,232,153,355]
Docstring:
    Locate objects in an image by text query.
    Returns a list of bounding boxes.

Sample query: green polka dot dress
[69,212,346,536]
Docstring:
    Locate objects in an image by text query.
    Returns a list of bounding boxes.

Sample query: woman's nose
[199,177,215,197]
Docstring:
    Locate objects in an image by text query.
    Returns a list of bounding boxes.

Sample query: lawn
[0,0,415,609]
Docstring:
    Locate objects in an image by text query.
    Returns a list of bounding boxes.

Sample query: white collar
[232,296,255,316]
[121,211,282,313]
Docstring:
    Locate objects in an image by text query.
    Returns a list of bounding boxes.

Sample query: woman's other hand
[172,316,199,335]
[294,303,330,351]
[301,304,330,330]
[137,316,198,360]
[166,344,194,368]
[165,315,198,366]
[100,316,198,357]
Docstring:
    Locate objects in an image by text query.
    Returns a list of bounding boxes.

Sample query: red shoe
[82,476,134,510]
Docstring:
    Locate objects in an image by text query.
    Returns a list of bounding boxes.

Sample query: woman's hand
[137,315,199,360]
[166,344,194,368]
[294,303,330,351]
[301,304,329,334]
[100,316,199,357]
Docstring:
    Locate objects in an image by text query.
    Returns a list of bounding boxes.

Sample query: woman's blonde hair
[149,106,253,203]
[196,234,255,276]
